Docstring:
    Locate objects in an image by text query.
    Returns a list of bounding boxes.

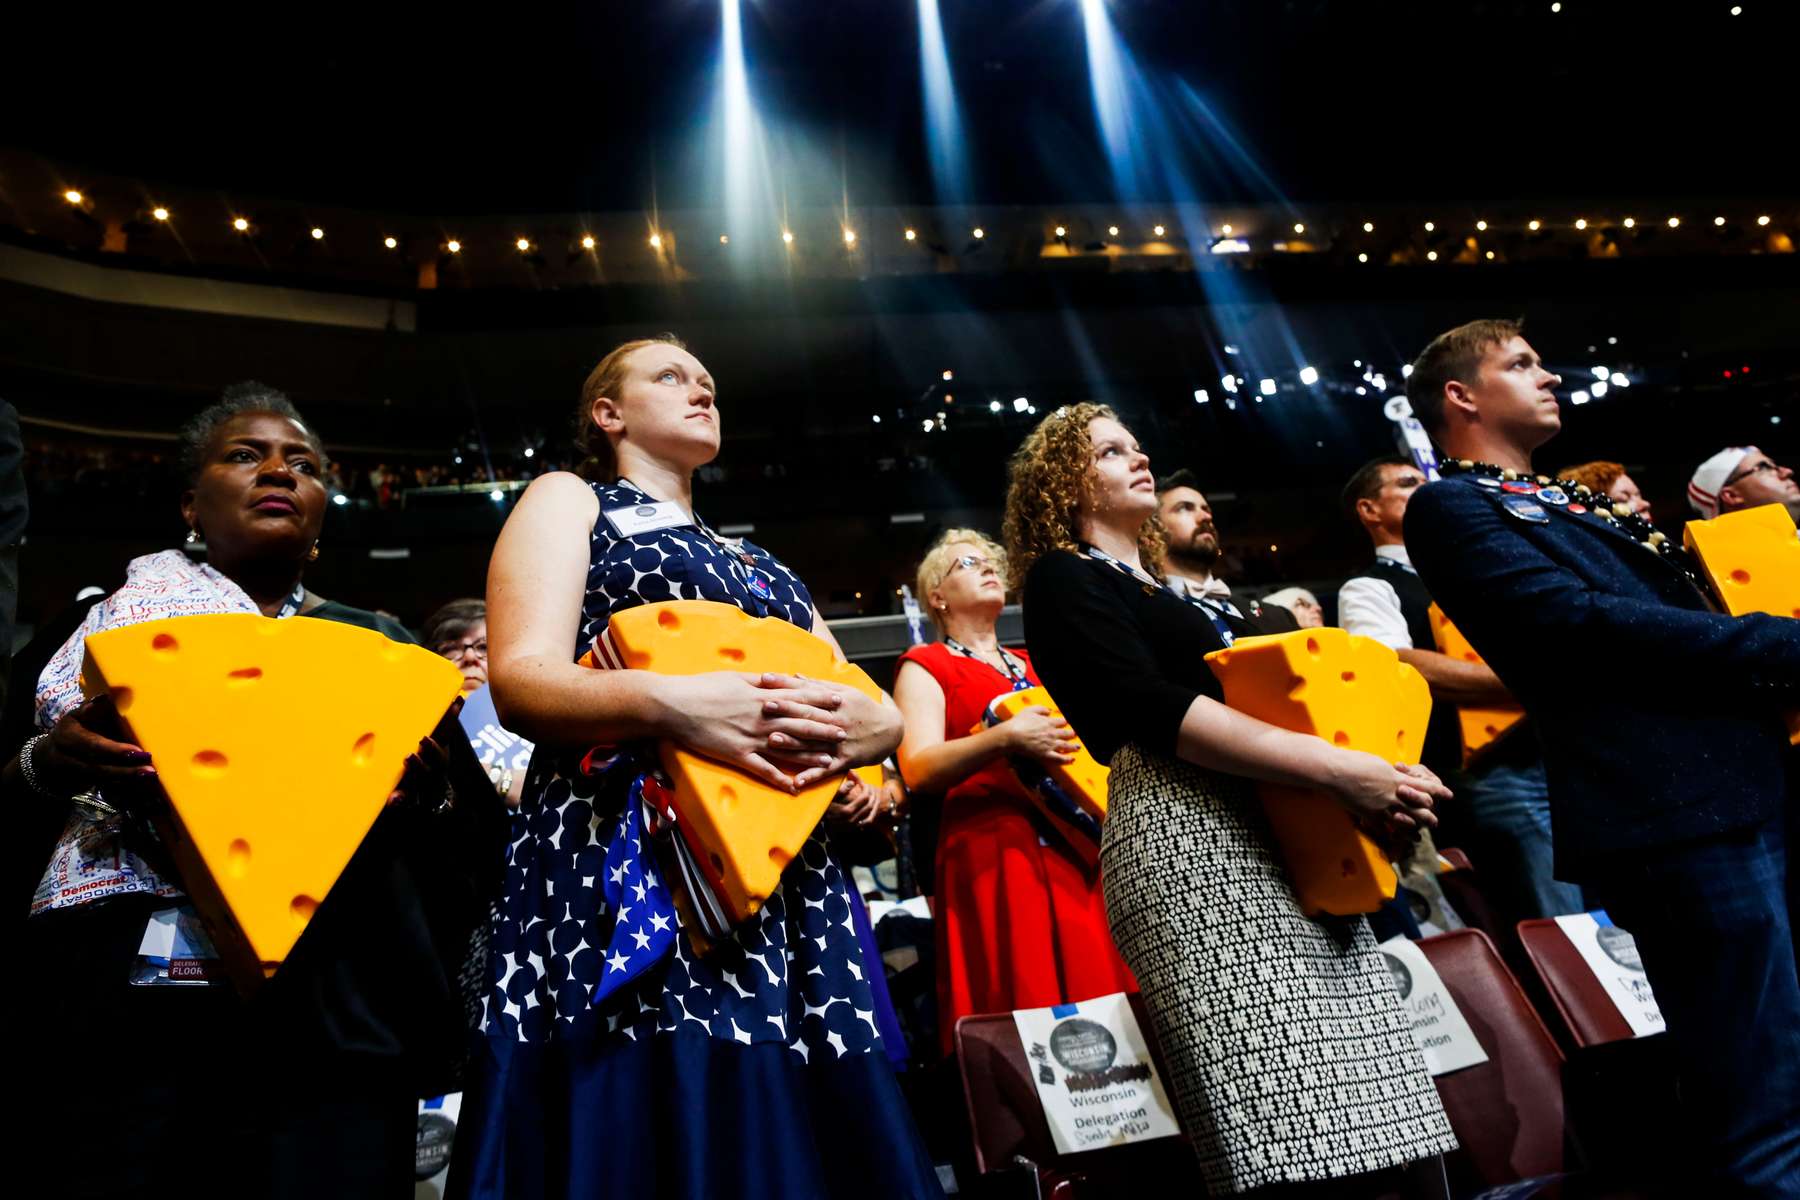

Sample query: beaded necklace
[1440,458,1703,589]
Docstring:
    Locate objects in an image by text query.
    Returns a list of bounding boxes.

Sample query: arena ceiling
[8,0,1791,217]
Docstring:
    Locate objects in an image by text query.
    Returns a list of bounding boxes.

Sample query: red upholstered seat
[1417,929,1569,1191]
[1515,917,1638,1047]
[951,995,1200,1196]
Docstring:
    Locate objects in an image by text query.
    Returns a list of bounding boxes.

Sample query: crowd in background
[4,321,1799,1199]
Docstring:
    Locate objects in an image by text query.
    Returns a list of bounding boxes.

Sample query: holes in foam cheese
[151,632,178,654]
[289,895,318,924]
[191,749,229,777]
[351,732,377,766]
[227,838,252,878]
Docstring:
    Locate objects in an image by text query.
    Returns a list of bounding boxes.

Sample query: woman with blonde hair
[450,335,941,1199]
[893,529,1133,1053]
[1007,403,1458,1195]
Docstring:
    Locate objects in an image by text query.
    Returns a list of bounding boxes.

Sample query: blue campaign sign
[458,685,535,775]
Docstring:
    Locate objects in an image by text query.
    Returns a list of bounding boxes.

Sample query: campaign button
[1535,486,1570,506]
[1502,496,1550,524]
[1501,481,1538,494]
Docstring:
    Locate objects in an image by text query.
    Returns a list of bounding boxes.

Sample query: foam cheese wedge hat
[588,600,883,929]
[80,613,465,992]
[1206,628,1429,916]
[1683,501,1800,743]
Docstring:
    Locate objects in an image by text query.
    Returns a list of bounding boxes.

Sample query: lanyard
[944,636,1032,691]
[1081,544,1237,646]
[617,477,777,617]
[276,580,306,619]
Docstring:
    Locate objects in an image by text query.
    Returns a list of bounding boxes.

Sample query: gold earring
[306,543,321,563]
[185,527,199,545]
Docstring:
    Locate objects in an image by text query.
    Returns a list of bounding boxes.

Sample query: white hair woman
[1259,586,1324,628]
[893,529,1134,1055]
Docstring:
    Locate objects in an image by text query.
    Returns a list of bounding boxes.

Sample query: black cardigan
[1022,549,1254,765]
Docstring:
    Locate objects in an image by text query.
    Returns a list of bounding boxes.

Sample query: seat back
[1418,929,1568,1189]
[952,997,1199,1189]
[1515,918,1637,1047]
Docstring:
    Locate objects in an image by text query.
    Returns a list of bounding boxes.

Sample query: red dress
[897,641,1135,1055]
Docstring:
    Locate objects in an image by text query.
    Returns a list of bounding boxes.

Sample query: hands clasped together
[1329,751,1451,843]
[659,671,899,795]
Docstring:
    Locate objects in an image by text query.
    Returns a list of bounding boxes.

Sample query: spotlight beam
[917,0,972,207]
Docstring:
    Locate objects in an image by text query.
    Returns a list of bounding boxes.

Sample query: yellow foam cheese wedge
[983,686,1109,822]
[1428,603,1527,766]
[1684,502,1800,743]
[974,685,1108,867]
[590,600,884,927]
[1205,628,1429,916]
[80,613,465,992]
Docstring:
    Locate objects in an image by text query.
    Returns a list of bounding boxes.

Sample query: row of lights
[58,190,1784,256]
[1551,2,1745,10]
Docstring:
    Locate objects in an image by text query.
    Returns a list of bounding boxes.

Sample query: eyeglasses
[434,638,487,661]
[947,554,996,577]
[1724,459,1783,487]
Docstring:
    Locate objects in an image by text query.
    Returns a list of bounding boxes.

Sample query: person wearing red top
[893,528,1134,1054]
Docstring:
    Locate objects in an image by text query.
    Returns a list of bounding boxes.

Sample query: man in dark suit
[1402,318,1800,1197]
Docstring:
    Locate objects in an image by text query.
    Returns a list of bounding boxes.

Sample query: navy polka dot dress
[449,479,943,1200]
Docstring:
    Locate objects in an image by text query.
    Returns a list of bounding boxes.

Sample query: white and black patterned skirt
[1100,744,1458,1195]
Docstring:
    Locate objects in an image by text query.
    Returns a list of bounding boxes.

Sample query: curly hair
[1557,460,1626,496]
[1002,402,1167,589]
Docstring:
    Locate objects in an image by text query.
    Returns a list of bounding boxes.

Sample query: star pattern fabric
[479,479,884,1063]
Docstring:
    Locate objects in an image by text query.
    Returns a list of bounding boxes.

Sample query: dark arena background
[4,1,1794,641]
[7,3,1800,1197]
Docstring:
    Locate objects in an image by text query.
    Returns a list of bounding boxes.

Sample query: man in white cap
[1688,446,1800,522]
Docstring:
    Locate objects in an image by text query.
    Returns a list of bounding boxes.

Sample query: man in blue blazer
[1402,318,1800,1197]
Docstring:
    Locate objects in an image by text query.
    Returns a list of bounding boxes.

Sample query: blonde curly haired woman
[893,529,1134,1054]
[1006,403,1458,1196]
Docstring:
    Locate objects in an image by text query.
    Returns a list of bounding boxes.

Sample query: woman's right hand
[1002,706,1079,766]
[37,696,156,793]
[1325,750,1448,837]
[657,672,850,792]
